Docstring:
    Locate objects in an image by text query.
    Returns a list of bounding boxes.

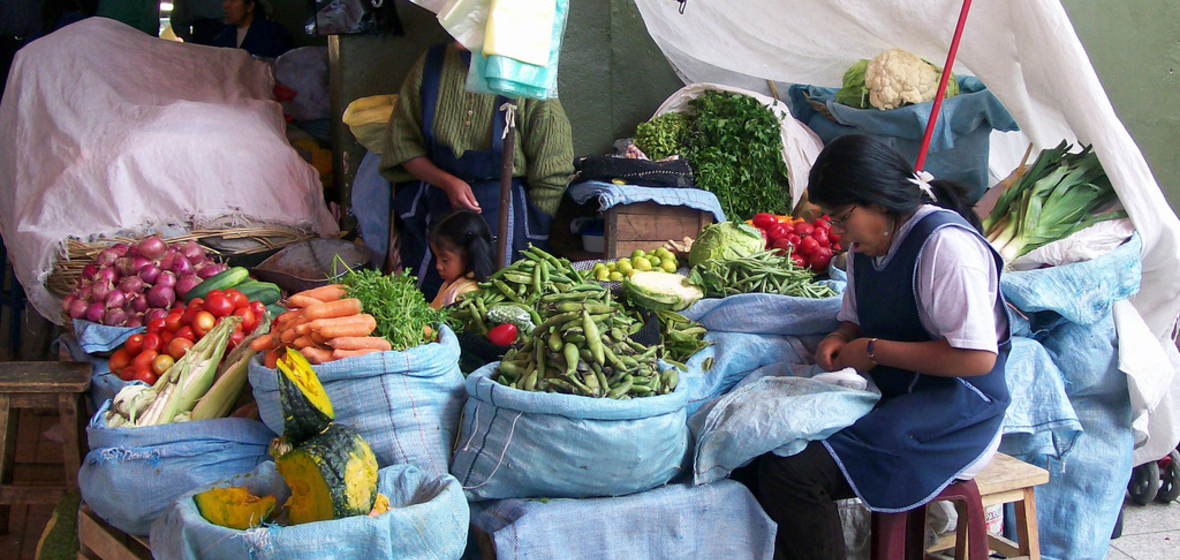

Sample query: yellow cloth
[483,0,556,66]
[431,273,480,309]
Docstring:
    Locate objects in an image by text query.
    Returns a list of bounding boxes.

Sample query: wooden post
[496,104,517,271]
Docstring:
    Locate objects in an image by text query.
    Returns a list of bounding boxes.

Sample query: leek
[983,142,1125,262]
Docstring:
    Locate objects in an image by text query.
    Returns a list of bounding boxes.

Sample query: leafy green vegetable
[688,222,766,267]
[684,91,792,221]
[984,141,1126,261]
[622,271,704,312]
[633,112,691,160]
[338,268,449,351]
[835,59,871,109]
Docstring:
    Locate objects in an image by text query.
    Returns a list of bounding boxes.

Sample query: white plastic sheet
[633,0,1180,462]
[0,19,338,324]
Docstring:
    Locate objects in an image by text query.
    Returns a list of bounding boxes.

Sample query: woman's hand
[441,178,481,213]
[816,334,847,371]
[833,337,876,373]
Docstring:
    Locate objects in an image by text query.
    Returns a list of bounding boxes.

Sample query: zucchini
[275,347,334,445]
[185,266,250,302]
[274,423,379,525]
[234,281,282,305]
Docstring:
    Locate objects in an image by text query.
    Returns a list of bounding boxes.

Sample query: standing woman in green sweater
[380,41,575,300]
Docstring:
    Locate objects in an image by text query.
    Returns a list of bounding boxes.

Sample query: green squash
[274,423,379,525]
[275,347,334,445]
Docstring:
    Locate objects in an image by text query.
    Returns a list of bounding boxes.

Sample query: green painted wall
[329,0,681,205]
[1062,0,1180,212]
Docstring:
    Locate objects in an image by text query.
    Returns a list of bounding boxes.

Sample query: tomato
[131,366,157,385]
[233,307,258,333]
[790,253,807,268]
[224,289,248,310]
[832,241,842,253]
[123,334,144,356]
[192,311,216,337]
[767,223,791,241]
[798,236,820,257]
[146,317,166,334]
[132,350,159,371]
[187,297,205,310]
[141,332,162,354]
[812,227,829,246]
[758,227,770,249]
[228,328,246,350]
[204,293,234,318]
[249,301,268,321]
[809,250,833,272]
[751,213,779,230]
[174,325,196,342]
[486,323,518,346]
[181,305,200,325]
[787,233,802,246]
[167,337,194,360]
[108,348,132,374]
[160,330,174,347]
[794,223,815,236]
[121,363,145,382]
[151,353,175,376]
[164,311,184,332]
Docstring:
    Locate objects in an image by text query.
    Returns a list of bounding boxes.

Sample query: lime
[627,268,639,278]
[631,249,647,260]
[595,269,611,281]
[616,260,633,275]
[634,258,653,271]
[608,271,625,282]
[660,260,678,272]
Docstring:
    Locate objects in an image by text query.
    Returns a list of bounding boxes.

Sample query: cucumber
[185,267,251,302]
[235,281,282,305]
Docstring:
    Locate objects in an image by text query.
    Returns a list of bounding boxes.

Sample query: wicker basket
[802,90,838,122]
[48,226,316,299]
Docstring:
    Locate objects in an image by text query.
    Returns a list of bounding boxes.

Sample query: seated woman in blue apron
[747,135,1011,560]
[380,42,574,301]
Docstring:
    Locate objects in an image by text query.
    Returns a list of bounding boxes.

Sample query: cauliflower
[864,48,950,110]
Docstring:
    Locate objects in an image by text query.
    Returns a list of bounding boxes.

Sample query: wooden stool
[871,452,1050,560]
[0,361,91,534]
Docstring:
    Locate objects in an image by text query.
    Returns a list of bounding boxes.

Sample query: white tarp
[632,0,1180,463]
[0,19,339,324]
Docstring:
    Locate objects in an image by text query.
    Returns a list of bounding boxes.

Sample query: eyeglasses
[829,206,856,229]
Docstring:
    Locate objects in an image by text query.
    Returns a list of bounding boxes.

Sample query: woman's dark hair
[806,134,982,232]
[429,210,495,282]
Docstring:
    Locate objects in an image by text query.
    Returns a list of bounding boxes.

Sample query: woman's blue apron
[823,209,1011,512]
[393,44,551,300]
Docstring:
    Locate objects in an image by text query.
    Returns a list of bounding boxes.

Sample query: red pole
[914,0,973,172]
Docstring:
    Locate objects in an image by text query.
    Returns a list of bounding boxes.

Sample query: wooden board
[603,202,712,259]
[77,504,151,560]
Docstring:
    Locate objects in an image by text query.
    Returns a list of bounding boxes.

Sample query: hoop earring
[883,229,890,236]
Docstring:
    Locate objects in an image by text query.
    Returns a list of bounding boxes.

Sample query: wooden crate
[77,504,151,560]
[602,202,713,259]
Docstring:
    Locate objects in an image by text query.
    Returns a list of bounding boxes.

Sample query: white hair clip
[909,170,937,202]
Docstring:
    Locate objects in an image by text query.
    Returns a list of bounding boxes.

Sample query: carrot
[311,332,329,345]
[275,310,301,327]
[264,348,281,369]
[299,346,333,364]
[279,327,302,344]
[287,294,325,309]
[305,314,375,333]
[301,298,363,321]
[293,284,346,303]
[326,336,392,352]
[331,348,382,360]
[250,334,278,352]
[292,335,317,349]
[315,321,375,340]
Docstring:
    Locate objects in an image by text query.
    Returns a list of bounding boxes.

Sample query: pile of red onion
[60,236,229,327]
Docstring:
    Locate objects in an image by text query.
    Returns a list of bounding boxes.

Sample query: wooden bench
[77,503,152,560]
[0,361,91,534]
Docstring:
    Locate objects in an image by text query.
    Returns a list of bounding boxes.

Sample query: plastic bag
[342,94,398,154]
[437,0,492,50]
[306,0,404,36]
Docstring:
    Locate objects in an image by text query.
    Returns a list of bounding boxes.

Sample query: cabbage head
[688,222,766,267]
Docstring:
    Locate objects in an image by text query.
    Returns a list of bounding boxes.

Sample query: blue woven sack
[78,400,275,535]
[451,362,689,501]
[150,462,470,560]
[248,324,466,478]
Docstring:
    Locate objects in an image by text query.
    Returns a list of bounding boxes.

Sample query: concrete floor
[1110,496,1180,559]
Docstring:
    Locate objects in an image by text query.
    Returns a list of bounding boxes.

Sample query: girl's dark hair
[429,210,495,282]
[806,134,982,232]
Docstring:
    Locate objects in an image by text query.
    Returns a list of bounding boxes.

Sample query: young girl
[750,135,1010,560]
[427,210,494,310]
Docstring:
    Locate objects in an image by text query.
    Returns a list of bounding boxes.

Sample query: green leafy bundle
[339,268,449,351]
[633,112,691,160]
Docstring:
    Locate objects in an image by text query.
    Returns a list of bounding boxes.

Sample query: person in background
[380,41,574,301]
[168,0,224,45]
[428,210,494,310]
[747,134,1010,560]
[211,0,291,60]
